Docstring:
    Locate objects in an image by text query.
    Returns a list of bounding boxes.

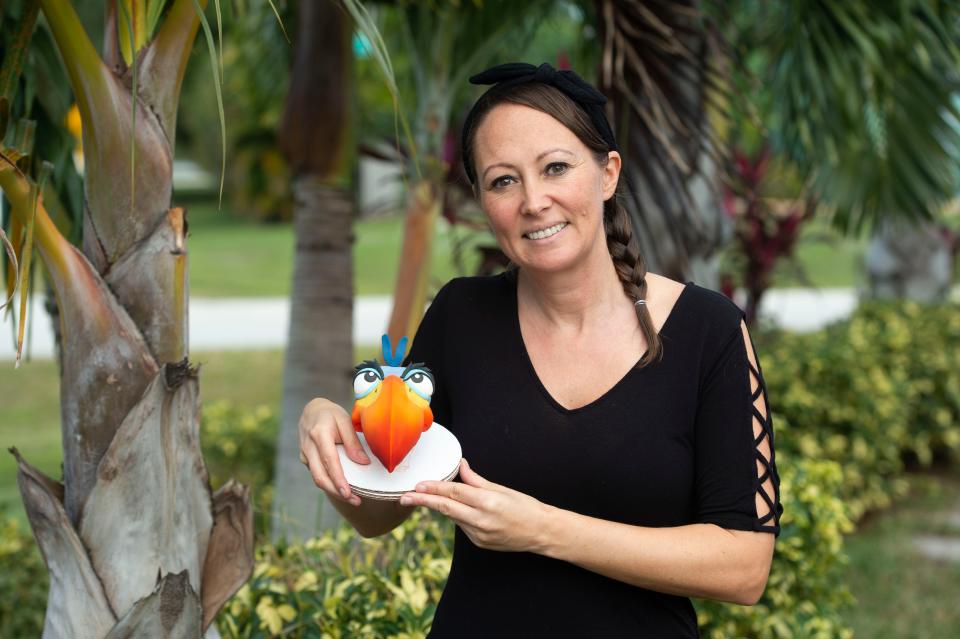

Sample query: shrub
[695,458,855,639]
[216,508,454,638]
[0,513,47,636]
[202,400,279,536]
[759,300,960,520]
[217,458,854,638]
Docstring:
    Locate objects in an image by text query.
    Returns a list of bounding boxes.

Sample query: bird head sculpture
[351,335,435,472]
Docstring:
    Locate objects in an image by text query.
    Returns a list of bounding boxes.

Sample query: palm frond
[0,225,17,312]
[597,0,733,278]
[192,0,226,205]
[762,0,960,234]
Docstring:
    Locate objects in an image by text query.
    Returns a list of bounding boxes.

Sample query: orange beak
[352,376,433,472]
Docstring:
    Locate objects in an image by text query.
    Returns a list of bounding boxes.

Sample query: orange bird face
[351,336,434,473]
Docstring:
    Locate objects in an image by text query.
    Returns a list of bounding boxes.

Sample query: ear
[602,151,622,200]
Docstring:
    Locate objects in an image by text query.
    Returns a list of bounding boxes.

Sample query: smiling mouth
[523,222,568,240]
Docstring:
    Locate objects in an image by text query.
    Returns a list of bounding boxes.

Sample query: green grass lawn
[186,201,493,297]
[841,468,960,638]
[184,199,868,297]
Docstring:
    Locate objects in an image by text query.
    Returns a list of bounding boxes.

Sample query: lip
[523,221,568,240]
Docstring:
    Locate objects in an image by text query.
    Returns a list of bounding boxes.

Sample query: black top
[405,271,782,638]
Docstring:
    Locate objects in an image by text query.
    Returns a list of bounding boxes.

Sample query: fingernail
[415,483,425,492]
[340,487,350,499]
[399,495,411,506]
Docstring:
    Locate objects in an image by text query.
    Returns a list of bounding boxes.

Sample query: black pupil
[364,371,377,382]
[411,373,423,383]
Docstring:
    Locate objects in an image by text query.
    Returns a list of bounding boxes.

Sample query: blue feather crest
[381,334,409,367]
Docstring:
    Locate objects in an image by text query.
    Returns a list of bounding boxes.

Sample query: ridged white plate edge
[336,422,462,502]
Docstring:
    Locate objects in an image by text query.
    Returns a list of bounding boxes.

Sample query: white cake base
[337,422,462,501]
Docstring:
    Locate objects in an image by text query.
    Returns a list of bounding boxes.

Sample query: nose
[521,178,551,216]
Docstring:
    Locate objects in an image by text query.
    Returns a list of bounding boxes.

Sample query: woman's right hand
[298,398,371,507]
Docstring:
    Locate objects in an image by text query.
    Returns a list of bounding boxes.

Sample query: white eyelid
[353,369,382,397]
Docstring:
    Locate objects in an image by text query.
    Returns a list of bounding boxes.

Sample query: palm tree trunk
[598,0,728,287]
[273,178,354,539]
[1,2,253,634]
[272,0,356,540]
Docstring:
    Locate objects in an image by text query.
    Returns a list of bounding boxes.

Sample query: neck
[516,241,627,332]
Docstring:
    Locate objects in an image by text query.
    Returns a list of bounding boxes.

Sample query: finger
[332,409,371,465]
[302,441,339,498]
[415,476,489,509]
[299,450,308,466]
[310,425,353,500]
[458,458,503,491]
[401,492,479,526]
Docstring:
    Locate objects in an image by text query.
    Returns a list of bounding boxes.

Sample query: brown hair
[462,82,663,368]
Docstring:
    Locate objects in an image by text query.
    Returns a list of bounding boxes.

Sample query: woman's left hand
[400,458,553,553]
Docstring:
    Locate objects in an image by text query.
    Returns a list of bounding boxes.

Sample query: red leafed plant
[723,146,815,325]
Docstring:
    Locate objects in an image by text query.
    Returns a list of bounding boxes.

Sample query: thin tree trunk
[272,0,355,540]
[273,179,354,539]
[387,179,440,344]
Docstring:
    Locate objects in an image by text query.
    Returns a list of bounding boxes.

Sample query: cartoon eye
[353,368,382,398]
[403,369,434,399]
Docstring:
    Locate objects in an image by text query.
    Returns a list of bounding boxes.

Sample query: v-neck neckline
[510,272,693,415]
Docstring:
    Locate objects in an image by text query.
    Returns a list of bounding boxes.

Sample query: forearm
[537,505,767,606]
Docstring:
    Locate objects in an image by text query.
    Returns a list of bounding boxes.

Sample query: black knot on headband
[461,62,618,184]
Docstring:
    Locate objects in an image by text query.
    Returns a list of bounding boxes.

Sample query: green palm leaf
[762,0,960,234]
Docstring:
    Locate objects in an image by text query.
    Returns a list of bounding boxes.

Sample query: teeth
[526,223,567,240]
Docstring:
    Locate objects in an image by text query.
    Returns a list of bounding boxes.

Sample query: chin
[514,248,583,274]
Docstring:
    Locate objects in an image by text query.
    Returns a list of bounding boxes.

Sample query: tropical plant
[722,146,814,324]
[0,1,253,634]
[178,0,296,221]
[595,0,734,286]
[732,0,960,300]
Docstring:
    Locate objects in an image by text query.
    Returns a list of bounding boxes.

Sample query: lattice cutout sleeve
[740,319,782,534]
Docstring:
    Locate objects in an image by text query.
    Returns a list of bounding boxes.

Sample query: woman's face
[471,103,621,275]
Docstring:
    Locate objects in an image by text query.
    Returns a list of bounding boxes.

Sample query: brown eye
[546,162,569,175]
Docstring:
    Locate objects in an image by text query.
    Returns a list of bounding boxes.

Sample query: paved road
[0,288,868,361]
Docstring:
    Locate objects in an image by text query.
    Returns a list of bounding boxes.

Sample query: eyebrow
[354,360,384,377]
[481,148,575,182]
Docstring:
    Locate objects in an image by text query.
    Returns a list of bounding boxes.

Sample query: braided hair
[462,81,663,368]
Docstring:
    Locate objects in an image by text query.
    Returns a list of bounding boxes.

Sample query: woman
[298,62,782,637]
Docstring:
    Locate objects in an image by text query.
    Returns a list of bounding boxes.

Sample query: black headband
[460,62,619,184]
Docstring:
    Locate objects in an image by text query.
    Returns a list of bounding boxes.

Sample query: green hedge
[215,457,854,639]
[759,300,960,521]
[0,515,46,637]
[694,458,854,639]
[218,509,453,638]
